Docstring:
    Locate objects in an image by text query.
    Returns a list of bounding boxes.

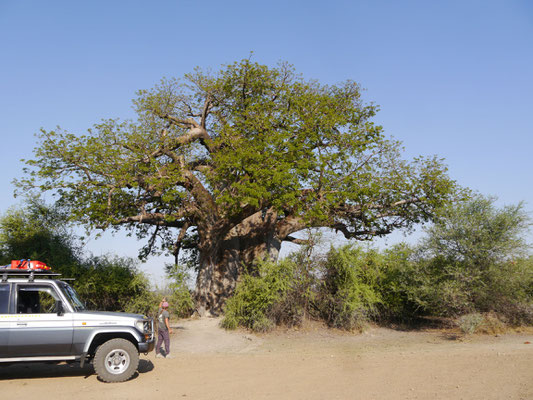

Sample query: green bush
[221,258,306,332]
[74,255,153,312]
[166,264,195,318]
[411,196,533,322]
[122,271,159,317]
[318,245,381,331]
[0,201,82,274]
[222,233,533,331]
[374,243,426,320]
[221,209,532,331]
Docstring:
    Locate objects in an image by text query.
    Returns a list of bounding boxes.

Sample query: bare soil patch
[1,317,532,399]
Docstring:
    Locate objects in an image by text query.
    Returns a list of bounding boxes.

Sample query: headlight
[135,320,145,332]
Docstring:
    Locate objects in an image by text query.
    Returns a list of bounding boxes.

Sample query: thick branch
[201,96,212,128]
[147,150,218,224]
[160,114,215,153]
[172,221,191,264]
[332,223,391,240]
[285,236,311,245]
[276,197,424,241]
[97,212,188,229]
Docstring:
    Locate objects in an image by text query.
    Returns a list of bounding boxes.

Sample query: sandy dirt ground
[1,317,532,400]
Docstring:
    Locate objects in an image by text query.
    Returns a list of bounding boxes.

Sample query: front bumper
[139,338,155,353]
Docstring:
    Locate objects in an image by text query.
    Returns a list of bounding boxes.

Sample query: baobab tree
[19,59,458,314]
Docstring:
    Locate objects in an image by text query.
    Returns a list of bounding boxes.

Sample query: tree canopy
[18,59,459,313]
[0,200,81,270]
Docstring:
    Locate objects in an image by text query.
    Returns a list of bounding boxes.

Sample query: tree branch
[97,212,189,229]
[285,236,310,245]
[159,114,215,153]
[332,223,391,240]
[172,221,191,264]
[201,96,212,128]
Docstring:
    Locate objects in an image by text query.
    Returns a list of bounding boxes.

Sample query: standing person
[155,298,173,358]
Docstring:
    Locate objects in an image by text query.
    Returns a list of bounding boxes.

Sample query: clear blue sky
[0,0,532,283]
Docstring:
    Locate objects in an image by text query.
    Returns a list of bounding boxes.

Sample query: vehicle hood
[73,311,147,324]
[79,311,145,319]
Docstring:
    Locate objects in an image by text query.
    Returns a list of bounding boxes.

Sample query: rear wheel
[93,338,139,383]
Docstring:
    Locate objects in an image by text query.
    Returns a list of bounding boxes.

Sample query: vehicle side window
[0,284,9,314]
[17,285,61,314]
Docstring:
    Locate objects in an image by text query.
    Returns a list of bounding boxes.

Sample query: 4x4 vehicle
[0,267,154,382]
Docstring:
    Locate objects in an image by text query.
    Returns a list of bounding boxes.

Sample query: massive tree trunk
[193,240,243,316]
[193,211,284,315]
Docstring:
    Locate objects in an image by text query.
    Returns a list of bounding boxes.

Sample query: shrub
[221,196,533,331]
[412,196,533,321]
[374,243,426,320]
[318,246,381,331]
[457,313,484,334]
[456,313,510,335]
[122,272,159,317]
[166,264,195,318]
[221,258,307,332]
[66,254,160,315]
[476,313,507,334]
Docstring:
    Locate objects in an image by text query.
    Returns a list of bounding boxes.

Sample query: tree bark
[193,217,283,315]
[193,240,242,316]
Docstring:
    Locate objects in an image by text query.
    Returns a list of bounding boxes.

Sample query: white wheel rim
[104,348,130,375]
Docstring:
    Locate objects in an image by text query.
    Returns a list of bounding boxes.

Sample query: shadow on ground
[0,359,154,381]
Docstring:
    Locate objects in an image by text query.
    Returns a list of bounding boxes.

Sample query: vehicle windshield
[59,282,86,311]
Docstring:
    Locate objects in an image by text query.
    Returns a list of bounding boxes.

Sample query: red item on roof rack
[10,260,51,271]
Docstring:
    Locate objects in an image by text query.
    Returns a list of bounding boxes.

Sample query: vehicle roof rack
[1,269,62,282]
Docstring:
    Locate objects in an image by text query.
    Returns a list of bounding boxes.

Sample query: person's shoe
[165,353,175,359]
[155,353,164,358]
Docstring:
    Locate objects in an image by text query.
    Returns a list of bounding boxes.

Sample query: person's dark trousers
[156,329,170,355]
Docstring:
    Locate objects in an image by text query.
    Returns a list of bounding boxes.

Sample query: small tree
[421,195,530,265]
[122,271,159,317]
[0,200,81,272]
[415,195,533,320]
[76,255,151,312]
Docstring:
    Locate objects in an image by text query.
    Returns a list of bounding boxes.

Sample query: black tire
[93,338,139,383]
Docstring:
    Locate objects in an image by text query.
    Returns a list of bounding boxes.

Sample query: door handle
[17,322,27,326]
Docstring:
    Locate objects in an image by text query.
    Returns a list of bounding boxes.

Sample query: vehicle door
[8,283,74,357]
[0,283,12,357]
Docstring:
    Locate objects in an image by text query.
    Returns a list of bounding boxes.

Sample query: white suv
[0,269,155,382]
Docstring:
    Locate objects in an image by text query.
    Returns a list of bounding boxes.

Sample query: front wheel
[93,338,139,383]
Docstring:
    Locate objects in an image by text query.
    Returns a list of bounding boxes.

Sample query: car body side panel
[8,313,74,357]
[0,320,11,357]
[7,282,74,357]
[0,283,12,357]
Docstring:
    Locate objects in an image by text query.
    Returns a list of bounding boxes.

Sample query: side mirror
[56,301,64,316]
